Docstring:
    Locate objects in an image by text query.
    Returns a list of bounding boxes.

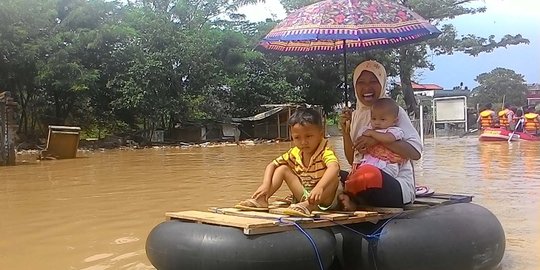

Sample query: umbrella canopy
[259,0,441,54]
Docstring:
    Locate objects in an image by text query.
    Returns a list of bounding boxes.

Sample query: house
[411,82,444,97]
[169,121,240,143]
[232,104,324,140]
[526,83,540,105]
[433,89,471,98]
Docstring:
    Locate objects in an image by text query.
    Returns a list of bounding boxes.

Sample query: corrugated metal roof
[232,107,285,122]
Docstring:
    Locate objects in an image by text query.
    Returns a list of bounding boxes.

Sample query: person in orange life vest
[477,103,497,129]
[514,108,525,132]
[523,107,540,134]
[498,103,515,130]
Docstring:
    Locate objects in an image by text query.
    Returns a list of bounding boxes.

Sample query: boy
[235,107,341,217]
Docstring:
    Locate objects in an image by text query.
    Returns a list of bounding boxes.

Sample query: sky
[237,0,540,90]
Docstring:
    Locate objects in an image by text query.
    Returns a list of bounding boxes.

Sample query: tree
[399,0,529,116]
[470,68,527,107]
[0,0,58,138]
[278,0,530,116]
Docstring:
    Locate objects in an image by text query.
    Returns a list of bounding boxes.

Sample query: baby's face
[370,107,397,129]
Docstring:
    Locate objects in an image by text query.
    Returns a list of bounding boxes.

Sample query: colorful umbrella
[258,0,441,101]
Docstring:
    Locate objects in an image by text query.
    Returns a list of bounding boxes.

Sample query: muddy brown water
[1,137,539,269]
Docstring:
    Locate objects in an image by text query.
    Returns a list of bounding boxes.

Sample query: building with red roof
[410,82,444,97]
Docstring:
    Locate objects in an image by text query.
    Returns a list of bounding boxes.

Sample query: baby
[354,98,405,178]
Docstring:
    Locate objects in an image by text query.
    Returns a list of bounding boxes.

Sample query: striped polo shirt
[273,139,338,190]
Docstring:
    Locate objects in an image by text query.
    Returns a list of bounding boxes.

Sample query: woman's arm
[363,129,398,144]
[383,140,421,160]
[354,136,421,160]
[340,110,355,165]
[386,107,422,160]
[342,124,354,165]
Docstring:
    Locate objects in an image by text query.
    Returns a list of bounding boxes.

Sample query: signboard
[434,97,466,122]
[432,96,468,138]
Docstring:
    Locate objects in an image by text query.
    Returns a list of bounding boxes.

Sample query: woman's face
[355,71,381,106]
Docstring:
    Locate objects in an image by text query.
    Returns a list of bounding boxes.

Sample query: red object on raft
[479,128,540,141]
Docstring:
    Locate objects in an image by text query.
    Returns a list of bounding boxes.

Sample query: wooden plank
[429,193,473,202]
[265,208,317,223]
[245,214,391,235]
[352,211,380,217]
[209,207,289,219]
[356,207,404,214]
[165,209,397,236]
[269,207,306,216]
[312,211,350,221]
[166,211,278,229]
[414,197,451,205]
[413,193,473,205]
[269,208,378,219]
[329,210,383,217]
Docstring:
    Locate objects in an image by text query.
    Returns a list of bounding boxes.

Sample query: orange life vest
[498,109,510,128]
[479,110,494,129]
[524,113,540,133]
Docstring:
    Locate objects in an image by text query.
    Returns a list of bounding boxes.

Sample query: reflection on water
[1,138,539,269]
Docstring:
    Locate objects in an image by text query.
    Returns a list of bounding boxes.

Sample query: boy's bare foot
[338,193,357,211]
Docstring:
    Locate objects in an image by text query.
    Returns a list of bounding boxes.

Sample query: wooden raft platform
[413,193,472,206]
[164,193,472,235]
[166,207,398,235]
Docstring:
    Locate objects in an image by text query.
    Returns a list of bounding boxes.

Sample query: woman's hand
[362,129,376,137]
[353,135,377,153]
[339,108,352,133]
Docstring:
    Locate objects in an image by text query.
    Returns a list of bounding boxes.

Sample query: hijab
[350,60,388,142]
[348,61,423,204]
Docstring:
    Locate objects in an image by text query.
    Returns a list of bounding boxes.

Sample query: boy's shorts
[298,182,343,211]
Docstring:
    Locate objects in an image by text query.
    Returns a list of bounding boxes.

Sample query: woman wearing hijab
[339,60,422,209]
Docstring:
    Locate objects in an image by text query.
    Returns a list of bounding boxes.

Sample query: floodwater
[1,137,539,270]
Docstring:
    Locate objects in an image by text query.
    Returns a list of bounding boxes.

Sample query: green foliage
[470,68,528,107]
[276,0,529,116]
[401,0,529,116]
[0,0,532,141]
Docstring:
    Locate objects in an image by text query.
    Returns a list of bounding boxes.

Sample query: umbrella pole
[342,40,349,105]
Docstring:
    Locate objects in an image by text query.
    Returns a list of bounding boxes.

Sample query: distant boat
[479,127,539,142]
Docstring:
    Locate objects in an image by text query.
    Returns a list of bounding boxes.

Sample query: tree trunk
[398,48,418,118]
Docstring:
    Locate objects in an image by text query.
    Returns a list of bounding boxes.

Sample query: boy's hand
[252,183,271,200]
[308,186,324,205]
